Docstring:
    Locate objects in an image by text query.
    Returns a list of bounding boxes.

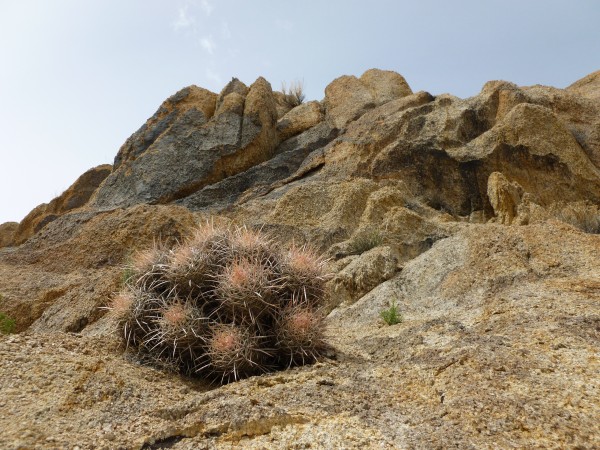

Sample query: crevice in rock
[142,434,186,449]
[141,414,309,449]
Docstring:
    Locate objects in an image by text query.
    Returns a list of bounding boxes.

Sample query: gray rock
[90,78,279,209]
[178,122,337,210]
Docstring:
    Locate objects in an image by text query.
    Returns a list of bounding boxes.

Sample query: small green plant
[121,267,135,286]
[380,300,402,326]
[347,230,384,255]
[0,312,16,335]
[281,79,305,108]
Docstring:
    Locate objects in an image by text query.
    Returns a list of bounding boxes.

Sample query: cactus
[274,298,326,367]
[109,222,330,383]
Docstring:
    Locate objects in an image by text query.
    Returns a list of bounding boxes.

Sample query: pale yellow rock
[215,77,248,113]
[324,69,414,130]
[0,221,17,247]
[276,100,324,142]
[359,68,412,104]
[566,69,600,102]
[215,91,245,116]
[12,164,112,245]
[324,74,374,129]
[487,172,523,225]
[327,245,399,308]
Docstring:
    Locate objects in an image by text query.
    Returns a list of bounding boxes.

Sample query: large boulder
[0,222,17,248]
[114,85,218,169]
[10,164,112,246]
[276,101,324,142]
[0,204,197,332]
[90,77,279,209]
[487,172,523,225]
[566,69,600,102]
[359,68,413,104]
[324,69,413,130]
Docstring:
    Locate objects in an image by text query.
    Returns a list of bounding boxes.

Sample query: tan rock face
[1,223,598,449]
[324,69,413,129]
[10,164,112,246]
[327,245,399,309]
[487,172,524,224]
[0,204,197,332]
[0,222,17,247]
[566,69,600,101]
[277,101,324,142]
[2,69,600,449]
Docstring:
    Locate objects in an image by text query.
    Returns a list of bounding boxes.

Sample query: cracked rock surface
[1,69,599,448]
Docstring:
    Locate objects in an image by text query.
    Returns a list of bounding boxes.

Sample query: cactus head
[128,245,168,291]
[214,257,277,322]
[202,323,271,383]
[274,301,326,367]
[279,244,328,303]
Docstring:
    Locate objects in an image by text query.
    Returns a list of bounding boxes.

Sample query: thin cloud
[172,6,195,31]
[205,68,222,86]
[199,35,216,54]
[275,19,294,32]
[221,21,231,39]
[200,0,213,16]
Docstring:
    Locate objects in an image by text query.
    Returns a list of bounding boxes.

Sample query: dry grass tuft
[281,80,305,108]
[548,201,600,234]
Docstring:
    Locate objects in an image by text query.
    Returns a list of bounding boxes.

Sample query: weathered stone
[327,245,399,308]
[114,86,217,169]
[2,69,600,449]
[0,204,197,332]
[566,69,600,102]
[487,172,524,224]
[0,222,17,248]
[90,77,278,209]
[12,164,112,245]
[324,69,414,130]
[2,222,599,449]
[359,68,412,104]
[324,75,375,129]
[273,90,294,118]
[215,77,248,113]
[178,123,336,211]
[277,101,324,142]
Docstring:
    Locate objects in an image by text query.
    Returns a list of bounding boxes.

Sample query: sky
[0,0,598,224]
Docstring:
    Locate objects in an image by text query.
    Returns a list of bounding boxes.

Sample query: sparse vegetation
[281,79,305,108]
[549,201,600,234]
[0,294,15,335]
[121,267,135,286]
[0,312,16,335]
[108,222,330,383]
[347,229,384,255]
[380,300,402,326]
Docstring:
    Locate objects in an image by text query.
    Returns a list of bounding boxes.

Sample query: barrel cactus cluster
[108,222,329,383]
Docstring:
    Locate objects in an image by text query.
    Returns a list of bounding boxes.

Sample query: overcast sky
[0,0,598,224]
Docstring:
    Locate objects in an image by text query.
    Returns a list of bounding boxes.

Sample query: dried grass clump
[548,201,600,234]
[109,222,330,383]
[281,80,305,108]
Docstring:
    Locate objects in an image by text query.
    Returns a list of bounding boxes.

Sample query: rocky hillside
[1,69,599,449]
